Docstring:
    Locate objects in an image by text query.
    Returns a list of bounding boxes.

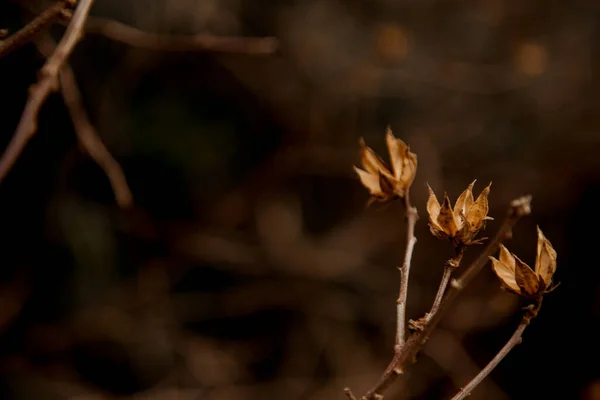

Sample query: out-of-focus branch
[83,17,278,55]
[0,0,96,184]
[59,64,132,207]
[0,0,73,59]
[35,35,132,208]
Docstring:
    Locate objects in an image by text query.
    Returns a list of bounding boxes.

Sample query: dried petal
[378,170,396,197]
[354,166,382,197]
[437,194,459,236]
[490,256,520,293]
[454,180,475,224]
[466,182,491,230]
[498,244,516,272]
[385,127,407,181]
[426,185,441,222]
[514,255,540,297]
[535,227,557,287]
[359,138,388,175]
[400,147,418,188]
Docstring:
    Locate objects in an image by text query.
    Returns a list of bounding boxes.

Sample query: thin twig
[33,35,132,208]
[60,65,132,207]
[429,247,465,321]
[83,17,278,55]
[0,0,95,185]
[0,0,73,59]
[451,298,542,400]
[359,195,532,400]
[396,193,418,350]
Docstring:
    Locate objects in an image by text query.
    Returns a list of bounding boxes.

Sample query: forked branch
[0,0,95,184]
[358,195,532,400]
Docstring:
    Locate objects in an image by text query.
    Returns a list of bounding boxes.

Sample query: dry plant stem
[0,0,95,185]
[83,17,278,55]
[33,35,132,208]
[428,247,464,320]
[0,0,72,59]
[396,193,418,349]
[360,196,531,400]
[59,58,132,208]
[451,298,543,400]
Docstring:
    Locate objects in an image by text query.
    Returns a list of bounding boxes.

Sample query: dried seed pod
[490,227,558,298]
[354,127,417,203]
[427,181,492,246]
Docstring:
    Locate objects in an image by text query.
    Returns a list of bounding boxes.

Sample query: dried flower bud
[490,227,558,298]
[426,180,492,246]
[354,127,417,202]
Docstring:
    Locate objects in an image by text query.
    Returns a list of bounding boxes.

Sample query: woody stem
[428,246,465,320]
[396,193,418,350]
[450,298,543,400]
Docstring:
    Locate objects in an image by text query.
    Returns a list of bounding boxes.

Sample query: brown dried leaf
[359,138,387,175]
[490,256,520,293]
[535,227,557,287]
[426,185,441,221]
[437,194,459,236]
[514,255,540,297]
[466,182,491,230]
[454,180,475,223]
[385,126,406,181]
[499,244,516,272]
[378,170,396,197]
[400,147,417,188]
[354,166,381,197]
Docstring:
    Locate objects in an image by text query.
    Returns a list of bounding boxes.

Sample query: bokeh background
[1,0,599,399]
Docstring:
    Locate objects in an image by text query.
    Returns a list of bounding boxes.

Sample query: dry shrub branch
[346,128,558,400]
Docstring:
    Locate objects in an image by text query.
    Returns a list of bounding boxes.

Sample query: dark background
[0,0,599,399]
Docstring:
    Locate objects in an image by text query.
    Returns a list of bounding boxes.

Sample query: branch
[396,194,418,349]
[358,195,532,400]
[431,247,465,317]
[59,61,132,207]
[0,0,95,185]
[0,0,73,59]
[450,299,542,400]
[83,17,278,55]
[34,35,132,208]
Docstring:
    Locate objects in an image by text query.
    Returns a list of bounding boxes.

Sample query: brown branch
[395,193,418,349]
[450,298,542,400]
[431,247,465,318]
[358,195,532,400]
[59,62,132,207]
[0,0,95,185]
[83,17,278,55]
[34,35,132,208]
[0,0,73,59]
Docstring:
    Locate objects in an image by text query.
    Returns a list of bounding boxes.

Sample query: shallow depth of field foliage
[0,0,598,399]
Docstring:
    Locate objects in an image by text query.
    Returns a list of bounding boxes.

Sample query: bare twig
[451,299,542,400]
[83,17,278,55]
[33,35,132,208]
[59,58,132,207]
[396,194,418,349]
[0,0,95,184]
[0,0,73,59]
[359,195,532,400]
[428,247,465,320]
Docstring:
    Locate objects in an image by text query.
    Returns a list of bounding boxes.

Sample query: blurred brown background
[0,0,599,399]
